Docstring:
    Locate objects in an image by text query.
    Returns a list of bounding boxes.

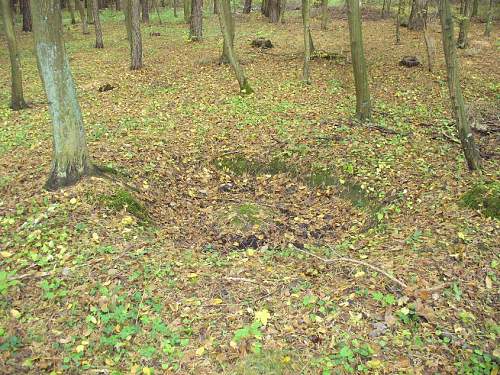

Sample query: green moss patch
[462,181,500,219]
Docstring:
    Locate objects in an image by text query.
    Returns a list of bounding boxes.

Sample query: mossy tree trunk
[321,0,328,29]
[217,0,253,94]
[1,0,28,110]
[30,0,94,190]
[243,0,251,13]
[484,0,492,36]
[124,0,143,69]
[346,0,371,121]
[75,0,90,33]
[457,0,471,48]
[20,0,32,31]
[68,0,77,24]
[219,0,234,64]
[183,0,191,22]
[408,0,424,30]
[302,0,312,83]
[438,0,482,170]
[92,0,104,47]
[189,0,203,40]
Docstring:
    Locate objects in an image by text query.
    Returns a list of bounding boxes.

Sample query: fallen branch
[293,247,408,289]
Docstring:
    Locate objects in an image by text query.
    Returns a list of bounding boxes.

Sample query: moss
[240,79,255,95]
[233,350,295,375]
[462,181,500,219]
[214,155,292,176]
[100,189,149,222]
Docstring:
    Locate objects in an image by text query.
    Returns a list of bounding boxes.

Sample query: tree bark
[86,0,95,23]
[75,0,90,34]
[116,0,121,10]
[141,0,149,22]
[1,0,28,110]
[68,0,77,24]
[408,0,424,30]
[173,0,177,16]
[471,0,478,16]
[30,0,94,190]
[438,0,481,170]
[243,0,251,13]
[20,0,32,31]
[302,0,312,83]
[213,0,218,13]
[395,0,403,44]
[484,0,492,36]
[219,0,234,64]
[346,0,371,121]
[189,0,203,40]
[124,0,143,69]
[217,0,253,94]
[268,0,279,22]
[183,0,191,22]
[423,20,435,72]
[92,0,104,47]
[457,0,471,48]
[320,0,328,29]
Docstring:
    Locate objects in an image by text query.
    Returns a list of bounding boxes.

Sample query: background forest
[0,0,499,373]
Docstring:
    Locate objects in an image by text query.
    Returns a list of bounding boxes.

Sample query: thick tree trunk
[484,0,492,36]
[302,0,311,83]
[20,0,32,31]
[320,0,328,29]
[68,0,77,24]
[183,0,191,22]
[438,0,481,170]
[268,0,279,22]
[408,0,424,30]
[457,0,471,48]
[141,0,149,22]
[92,0,104,47]
[75,0,90,33]
[189,0,203,40]
[30,0,93,190]
[124,0,143,69]
[116,0,121,10]
[1,0,27,110]
[346,0,371,121]
[217,0,253,94]
[243,0,251,13]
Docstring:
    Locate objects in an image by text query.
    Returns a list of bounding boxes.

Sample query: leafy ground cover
[0,7,499,374]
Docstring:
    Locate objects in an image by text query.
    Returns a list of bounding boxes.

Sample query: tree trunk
[408,0,424,30]
[219,0,234,64]
[423,20,435,72]
[183,0,191,22]
[1,0,27,110]
[68,0,77,24]
[268,0,279,22]
[216,0,253,94]
[320,0,328,29]
[75,0,90,33]
[346,0,371,121]
[484,0,492,36]
[457,0,471,48]
[395,0,403,43]
[302,0,311,83]
[141,0,149,22]
[243,0,251,13]
[213,0,218,13]
[471,0,478,16]
[92,0,104,47]
[86,0,95,23]
[438,0,481,170]
[116,0,121,10]
[173,0,177,16]
[189,0,202,40]
[30,0,94,190]
[124,0,143,69]
[20,0,32,31]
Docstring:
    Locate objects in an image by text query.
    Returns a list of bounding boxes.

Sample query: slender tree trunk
[219,0,234,64]
[92,0,104,47]
[457,0,471,48]
[68,0,77,24]
[213,0,218,13]
[278,0,286,22]
[116,0,121,10]
[173,0,178,16]
[183,0,191,22]
[423,20,435,71]
[152,0,162,23]
[396,0,403,43]
[1,0,27,110]
[484,0,493,36]
[217,0,253,94]
[189,0,203,40]
[346,0,371,121]
[141,0,149,22]
[320,0,328,29]
[20,0,32,31]
[243,0,251,12]
[86,0,95,23]
[382,0,387,17]
[124,0,143,69]
[471,0,478,16]
[30,0,94,190]
[408,0,424,30]
[75,0,90,33]
[438,0,481,170]
[302,0,312,83]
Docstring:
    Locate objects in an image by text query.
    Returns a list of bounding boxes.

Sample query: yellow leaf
[121,216,134,226]
[485,276,493,289]
[366,359,383,369]
[229,340,238,349]
[70,198,77,205]
[142,367,152,375]
[10,309,21,319]
[211,298,223,305]
[281,355,291,364]
[0,251,13,258]
[246,248,255,256]
[255,309,271,326]
[196,346,205,356]
[75,345,85,353]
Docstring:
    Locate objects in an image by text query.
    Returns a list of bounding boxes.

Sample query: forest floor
[0,7,499,375]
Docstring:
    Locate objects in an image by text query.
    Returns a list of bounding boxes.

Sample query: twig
[223,276,274,285]
[293,247,408,289]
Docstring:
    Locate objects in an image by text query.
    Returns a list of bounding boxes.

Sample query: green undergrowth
[462,181,500,219]
[98,189,150,222]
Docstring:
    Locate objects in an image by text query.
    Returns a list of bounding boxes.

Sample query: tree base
[11,99,29,111]
[44,163,95,191]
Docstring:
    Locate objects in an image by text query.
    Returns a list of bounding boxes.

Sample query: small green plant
[100,189,149,222]
[322,339,375,373]
[0,271,19,296]
[455,349,498,374]
[371,291,396,306]
[40,278,67,300]
[461,181,500,219]
[232,321,263,354]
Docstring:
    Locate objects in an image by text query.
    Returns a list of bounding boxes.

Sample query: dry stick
[293,247,408,289]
